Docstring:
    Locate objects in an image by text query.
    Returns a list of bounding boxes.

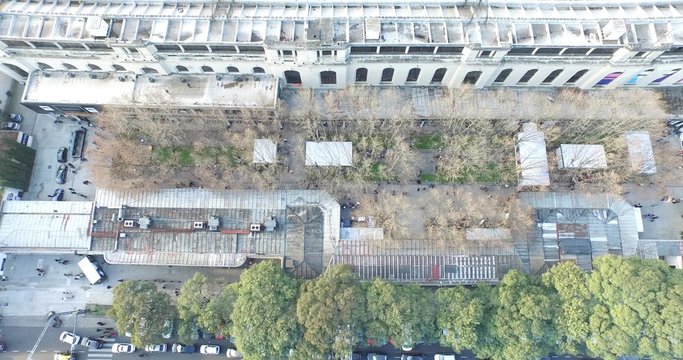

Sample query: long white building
[0,0,682,96]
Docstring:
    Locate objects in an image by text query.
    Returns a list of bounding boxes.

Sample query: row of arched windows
[488,68,590,86]
[175,65,265,74]
[38,62,129,72]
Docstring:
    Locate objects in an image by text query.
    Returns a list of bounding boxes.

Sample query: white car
[200,345,221,355]
[59,332,81,345]
[111,343,136,353]
[145,344,167,352]
[226,348,243,358]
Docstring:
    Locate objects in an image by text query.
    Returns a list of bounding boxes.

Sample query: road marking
[88,354,113,358]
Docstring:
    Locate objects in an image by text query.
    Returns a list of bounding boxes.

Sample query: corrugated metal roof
[305,142,353,167]
[0,201,94,251]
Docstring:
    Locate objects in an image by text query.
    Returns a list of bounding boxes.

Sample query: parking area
[24,114,96,201]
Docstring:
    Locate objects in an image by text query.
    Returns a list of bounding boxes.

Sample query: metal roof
[516,122,550,187]
[625,131,657,175]
[556,144,608,169]
[0,200,94,251]
[305,141,353,167]
[253,139,277,164]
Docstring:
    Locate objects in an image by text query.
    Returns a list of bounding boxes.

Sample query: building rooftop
[556,144,608,169]
[0,200,94,251]
[253,139,277,164]
[516,122,550,187]
[625,131,657,175]
[1,1,681,49]
[93,189,339,274]
[305,141,353,167]
[22,72,279,109]
[521,192,640,272]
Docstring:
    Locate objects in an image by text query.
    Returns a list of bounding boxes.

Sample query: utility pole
[27,309,86,360]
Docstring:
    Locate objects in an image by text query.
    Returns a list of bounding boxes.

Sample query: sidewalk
[0,253,113,317]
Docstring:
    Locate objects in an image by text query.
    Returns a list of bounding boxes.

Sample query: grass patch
[412,134,442,150]
[177,148,193,167]
[155,147,173,163]
[85,303,112,316]
[422,163,516,184]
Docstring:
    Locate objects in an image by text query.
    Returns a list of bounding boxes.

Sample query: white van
[434,355,456,360]
[78,256,106,285]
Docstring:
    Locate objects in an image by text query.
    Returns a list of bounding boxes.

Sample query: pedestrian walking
[68,188,74,191]
[54,258,62,262]
[97,321,105,326]
[83,180,90,185]
[67,163,75,169]
[96,328,102,332]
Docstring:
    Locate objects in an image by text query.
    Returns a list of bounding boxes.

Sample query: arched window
[201,66,214,73]
[381,68,394,82]
[62,63,77,70]
[463,71,482,85]
[87,64,102,71]
[2,63,28,77]
[355,68,368,83]
[565,69,589,85]
[493,69,512,83]
[650,68,682,84]
[253,67,265,74]
[542,69,563,84]
[320,71,337,85]
[284,70,302,85]
[112,64,126,71]
[517,69,538,84]
[37,62,52,70]
[141,67,158,74]
[431,68,447,84]
[227,66,239,73]
[595,72,623,87]
[406,68,421,82]
[176,65,189,72]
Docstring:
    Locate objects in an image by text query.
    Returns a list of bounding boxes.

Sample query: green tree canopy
[587,256,683,360]
[542,261,591,355]
[176,273,224,343]
[481,270,559,360]
[296,265,366,359]
[108,281,174,347]
[366,278,437,350]
[436,285,488,353]
[198,283,238,337]
[230,261,301,360]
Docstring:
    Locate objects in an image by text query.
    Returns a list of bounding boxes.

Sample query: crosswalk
[85,338,116,360]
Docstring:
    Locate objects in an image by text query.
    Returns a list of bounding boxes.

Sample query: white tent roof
[305,141,353,167]
[253,139,277,164]
[556,144,607,169]
[624,131,657,175]
[516,123,550,186]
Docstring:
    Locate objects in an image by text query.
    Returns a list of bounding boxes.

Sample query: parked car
[367,354,387,360]
[2,122,20,130]
[161,319,174,339]
[57,147,67,163]
[172,344,196,354]
[80,337,103,349]
[144,344,167,352]
[111,343,135,353]
[53,353,75,360]
[7,113,23,122]
[433,355,456,360]
[52,189,64,201]
[226,348,243,358]
[400,355,423,360]
[59,331,81,345]
[56,165,67,184]
[200,345,221,355]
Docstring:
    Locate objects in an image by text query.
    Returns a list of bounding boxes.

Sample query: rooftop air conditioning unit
[250,223,262,232]
[208,216,220,231]
[123,220,136,227]
[193,221,205,229]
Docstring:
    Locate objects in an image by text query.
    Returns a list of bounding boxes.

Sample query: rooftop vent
[148,77,156,83]
[117,76,126,82]
[68,72,76,78]
[89,73,98,79]
[193,221,206,229]
[138,216,151,229]
[250,223,262,232]
[123,220,136,227]
[264,217,276,232]
[215,75,222,81]
[208,216,220,231]
[43,72,51,77]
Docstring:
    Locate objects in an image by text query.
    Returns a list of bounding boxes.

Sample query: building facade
[0,0,682,90]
